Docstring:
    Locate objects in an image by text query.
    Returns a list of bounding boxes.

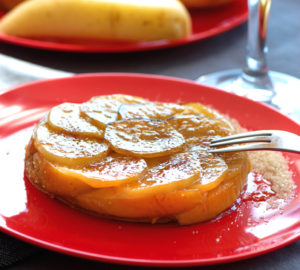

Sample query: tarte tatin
[25,94,251,225]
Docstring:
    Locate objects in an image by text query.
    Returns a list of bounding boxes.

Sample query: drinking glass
[197,0,300,122]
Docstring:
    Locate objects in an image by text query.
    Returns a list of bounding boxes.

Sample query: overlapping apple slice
[80,94,147,128]
[104,118,185,158]
[48,103,104,138]
[122,150,228,197]
[219,152,249,179]
[123,152,202,196]
[183,102,234,131]
[167,114,233,138]
[75,150,231,220]
[55,154,147,188]
[183,135,221,152]
[33,121,109,166]
[190,151,228,192]
[118,102,198,120]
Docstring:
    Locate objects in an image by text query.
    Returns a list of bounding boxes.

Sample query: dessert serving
[24,94,251,225]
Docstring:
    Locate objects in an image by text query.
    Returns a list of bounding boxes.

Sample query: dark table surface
[1,0,300,269]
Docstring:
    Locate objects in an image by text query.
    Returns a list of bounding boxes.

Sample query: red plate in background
[0,73,300,267]
[0,0,247,52]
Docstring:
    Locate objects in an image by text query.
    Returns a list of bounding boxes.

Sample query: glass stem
[242,0,273,89]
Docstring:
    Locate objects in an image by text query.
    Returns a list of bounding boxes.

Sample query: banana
[0,0,191,42]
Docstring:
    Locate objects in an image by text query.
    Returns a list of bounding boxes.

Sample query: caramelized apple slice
[184,136,246,182]
[104,119,185,158]
[75,151,249,223]
[183,102,220,118]
[191,151,228,192]
[25,138,93,198]
[183,136,221,152]
[75,151,231,220]
[34,153,93,198]
[34,121,109,166]
[80,94,147,128]
[76,151,249,222]
[80,99,122,129]
[167,114,233,138]
[55,154,147,188]
[118,102,198,120]
[176,153,251,225]
[183,140,228,192]
[123,152,201,196]
[183,102,234,130]
[48,103,104,138]
[219,152,250,179]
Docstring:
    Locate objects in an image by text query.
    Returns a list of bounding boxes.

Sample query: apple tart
[25,94,251,225]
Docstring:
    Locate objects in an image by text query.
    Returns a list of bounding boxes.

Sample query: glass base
[197,69,300,123]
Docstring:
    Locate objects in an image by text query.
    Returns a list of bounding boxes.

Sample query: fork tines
[209,130,300,154]
[209,130,274,153]
[210,131,272,147]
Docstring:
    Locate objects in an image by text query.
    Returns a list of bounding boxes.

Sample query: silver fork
[209,130,300,153]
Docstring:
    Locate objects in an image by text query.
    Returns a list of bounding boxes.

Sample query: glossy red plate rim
[0,0,247,52]
[0,73,300,267]
[2,221,300,267]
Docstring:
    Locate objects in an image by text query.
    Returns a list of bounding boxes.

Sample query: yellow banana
[0,0,191,42]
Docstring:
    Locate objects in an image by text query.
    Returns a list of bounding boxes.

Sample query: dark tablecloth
[1,0,300,269]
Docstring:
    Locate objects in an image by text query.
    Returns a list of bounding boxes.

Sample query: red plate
[1,73,300,267]
[0,0,247,52]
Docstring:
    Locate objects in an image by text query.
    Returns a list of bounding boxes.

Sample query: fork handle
[210,143,300,154]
